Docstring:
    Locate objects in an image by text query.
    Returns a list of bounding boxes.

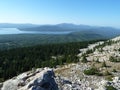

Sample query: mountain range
[0,23,120,49]
[0,23,120,38]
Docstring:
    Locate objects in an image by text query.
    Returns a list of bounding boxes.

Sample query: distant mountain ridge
[0,23,39,28]
[19,23,94,32]
[18,23,120,38]
[0,23,120,49]
[0,23,120,39]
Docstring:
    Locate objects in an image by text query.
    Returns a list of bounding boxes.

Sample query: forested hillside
[0,34,105,50]
[0,40,102,81]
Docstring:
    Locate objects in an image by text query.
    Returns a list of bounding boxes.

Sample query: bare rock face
[28,69,58,90]
[1,80,19,90]
[95,80,108,90]
[1,68,58,90]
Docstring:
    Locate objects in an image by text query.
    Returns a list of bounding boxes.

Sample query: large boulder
[1,68,58,90]
[28,68,58,90]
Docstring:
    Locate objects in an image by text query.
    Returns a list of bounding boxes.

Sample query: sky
[0,0,120,27]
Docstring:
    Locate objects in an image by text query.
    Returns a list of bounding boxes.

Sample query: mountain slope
[1,36,120,90]
[0,33,105,50]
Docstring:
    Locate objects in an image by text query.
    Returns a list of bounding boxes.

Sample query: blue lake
[0,28,72,35]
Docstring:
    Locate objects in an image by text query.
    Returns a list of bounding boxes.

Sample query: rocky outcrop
[95,77,120,90]
[27,69,58,90]
[110,77,120,90]
[1,68,58,90]
[78,36,120,62]
[1,66,120,90]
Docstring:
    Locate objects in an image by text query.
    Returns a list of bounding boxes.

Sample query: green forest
[0,40,103,82]
[0,34,106,50]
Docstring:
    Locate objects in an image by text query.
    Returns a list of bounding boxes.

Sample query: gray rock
[0,83,3,89]
[28,69,58,90]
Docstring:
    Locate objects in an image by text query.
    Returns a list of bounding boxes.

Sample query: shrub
[104,70,112,76]
[109,56,120,62]
[84,68,98,75]
[112,69,117,72]
[95,72,103,76]
[102,61,107,67]
[81,55,88,63]
[105,75,113,81]
[106,86,117,90]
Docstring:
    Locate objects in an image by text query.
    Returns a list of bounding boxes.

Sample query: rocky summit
[1,36,120,90]
[1,68,58,90]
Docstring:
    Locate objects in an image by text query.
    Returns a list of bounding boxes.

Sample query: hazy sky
[0,0,120,27]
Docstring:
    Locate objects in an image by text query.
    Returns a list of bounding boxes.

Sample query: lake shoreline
[0,28,73,35]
